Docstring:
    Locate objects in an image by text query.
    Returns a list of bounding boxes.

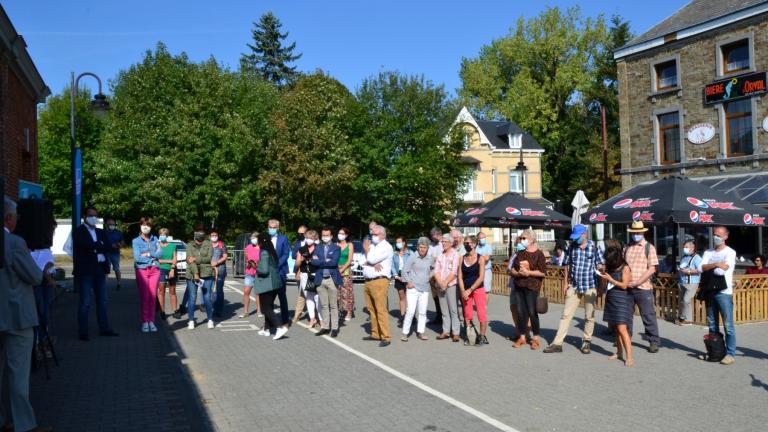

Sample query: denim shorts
[107,253,120,272]
[244,274,255,287]
[159,268,176,283]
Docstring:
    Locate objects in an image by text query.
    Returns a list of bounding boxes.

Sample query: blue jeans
[213,271,226,315]
[78,274,111,336]
[187,277,214,322]
[34,284,53,342]
[706,293,736,356]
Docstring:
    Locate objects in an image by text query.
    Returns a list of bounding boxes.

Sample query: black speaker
[16,198,56,250]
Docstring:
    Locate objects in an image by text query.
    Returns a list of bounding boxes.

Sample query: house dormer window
[509,134,522,149]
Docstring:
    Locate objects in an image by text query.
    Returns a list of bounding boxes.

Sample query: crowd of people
[0,193,754,432]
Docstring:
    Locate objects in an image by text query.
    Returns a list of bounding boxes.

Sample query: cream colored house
[451,107,549,245]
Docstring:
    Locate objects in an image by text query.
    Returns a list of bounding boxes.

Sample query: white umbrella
[571,190,590,227]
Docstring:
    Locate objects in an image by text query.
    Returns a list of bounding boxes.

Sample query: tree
[91,43,277,238]
[38,88,104,217]
[241,12,302,86]
[258,72,359,229]
[459,7,629,204]
[353,71,469,237]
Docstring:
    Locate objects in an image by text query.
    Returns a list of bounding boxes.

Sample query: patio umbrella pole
[508,227,512,257]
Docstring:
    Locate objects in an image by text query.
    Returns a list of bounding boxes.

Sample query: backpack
[703,332,726,362]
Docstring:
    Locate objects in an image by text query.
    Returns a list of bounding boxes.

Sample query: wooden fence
[491,265,768,325]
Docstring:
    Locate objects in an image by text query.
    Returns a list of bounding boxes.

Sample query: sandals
[512,336,527,348]
[400,336,409,342]
[417,333,429,341]
[436,333,450,340]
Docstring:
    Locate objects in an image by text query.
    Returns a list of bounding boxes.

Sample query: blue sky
[4,0,690,98]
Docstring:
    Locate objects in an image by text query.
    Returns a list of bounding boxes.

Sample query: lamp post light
[70,72,110,269]
[588,100,610,201]
[514,145,527,198]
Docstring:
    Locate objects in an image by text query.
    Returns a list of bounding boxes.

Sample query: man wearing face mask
[268,219,291,324]
[310,228,343,337]
[451,229,465,257]
[184,226,215,329]
[700,226,737,365]
[73,206,118,340]
[363,224,394,346]
[105,218,124,290]
[625,221,661,353]
[291,225,308,260]
[544,224,603,354]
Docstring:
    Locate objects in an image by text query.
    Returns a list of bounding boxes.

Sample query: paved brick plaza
[32,275,768,432]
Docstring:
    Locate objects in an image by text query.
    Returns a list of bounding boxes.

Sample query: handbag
[536,295,549,314]
[304,275,317,292]
[696,269,727,301]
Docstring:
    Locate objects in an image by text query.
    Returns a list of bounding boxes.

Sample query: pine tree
[241,12,302,85]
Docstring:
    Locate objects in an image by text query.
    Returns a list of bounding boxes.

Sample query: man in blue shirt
[543,224,603,354]
[311,228,343,337]
[105,218,124,290]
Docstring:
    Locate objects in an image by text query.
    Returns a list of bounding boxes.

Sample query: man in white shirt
[362,224,393,346]
[700,226,737,365]
[427,227,444,326]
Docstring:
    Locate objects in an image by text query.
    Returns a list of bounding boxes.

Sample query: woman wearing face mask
[209,228,228,318]
[677,240,702,325]
[507,237,529,342]
[255,232,289,340]
[294,230,322,328]
[337,227,355,322]
[458,235,489,345]
[392,236,413,327]
[241,232,261,318]
[185,225,215,330]
[510,229,547,349]
[132,217,163,333]
[156,228,178,320]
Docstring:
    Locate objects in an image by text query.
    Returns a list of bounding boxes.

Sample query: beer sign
[704,72,767,104]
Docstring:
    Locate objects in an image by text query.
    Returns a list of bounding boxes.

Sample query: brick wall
[617,13,768,190]
[0,58,39,197]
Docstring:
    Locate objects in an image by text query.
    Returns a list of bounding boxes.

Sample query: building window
[509,134,522,148]
[463,132,472,149]
[654,60,678,90]
[721,39,750,74]
[658,111,680,164]
[491,169,497,194]
[724,99,753,156]
[509,171,524,193]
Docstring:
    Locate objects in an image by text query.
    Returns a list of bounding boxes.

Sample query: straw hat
[627,221,649,233]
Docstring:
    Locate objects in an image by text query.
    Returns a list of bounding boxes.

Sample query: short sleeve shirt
[106,229,123,254]
[211,241,228,275]
[625,241,659,290]
[158,242,177,271]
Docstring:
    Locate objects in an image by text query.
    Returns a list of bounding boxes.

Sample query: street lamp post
[70,72,110,272]
[514,145,527,197]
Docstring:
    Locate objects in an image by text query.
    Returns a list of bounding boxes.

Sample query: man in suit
[73,206,118,341]
[311,228,343,337]
[0,196,52,432]
[268,219,291,324]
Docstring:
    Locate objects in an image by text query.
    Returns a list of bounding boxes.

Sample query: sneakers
[258,329,270,336]
[676,319,693,326]
[648,342,660,353]
[273,326,288,340]
[543,344,563,353]
[141,322,150,333]
[187,321,195,330]
[148,322,158,332]
[720,355,735,365]
[207,320,215,329]
[581,341,592,354]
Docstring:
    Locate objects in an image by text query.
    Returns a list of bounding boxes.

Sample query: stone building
[615,0,768,256]
[0,5,49,197]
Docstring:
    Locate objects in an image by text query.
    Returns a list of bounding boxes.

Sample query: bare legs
[608,324,634,367]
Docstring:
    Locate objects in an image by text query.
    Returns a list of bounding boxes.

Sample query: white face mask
[372,235,381,245]
[337,234,347,241]
[210,236,219,243]
[632,234,644,243]
[321,236,332,244]
[250,238,258,245]
[713,235,724,246]
[85,216,98,227]
[140,225,151,235]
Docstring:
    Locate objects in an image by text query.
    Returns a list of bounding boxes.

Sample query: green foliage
[91,43,277,239]
[460,7,632,204]
[241,12,302,86]
[38,88,104,217]
[354,71,470,237]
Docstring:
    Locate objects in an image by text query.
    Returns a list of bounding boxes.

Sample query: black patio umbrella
[452,192,571,228]
[585,176,766,227]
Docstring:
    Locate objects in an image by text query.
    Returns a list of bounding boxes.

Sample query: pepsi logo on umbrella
[506,207,521,216]
[744,213,766,225]
[686,197,740,210]
[589,212,607,223]
[613,198,633,209]
[689,211,714,223]
[632,211,654,222]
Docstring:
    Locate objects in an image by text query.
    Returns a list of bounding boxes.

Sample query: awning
[692,173,768,207]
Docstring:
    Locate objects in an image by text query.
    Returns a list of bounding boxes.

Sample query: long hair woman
[599,239,634,367]
[336,227,355,322]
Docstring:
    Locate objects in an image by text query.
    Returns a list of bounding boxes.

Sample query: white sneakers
[258,329,270,337]
[141,322,150,333]
[187,321,195,330]
[207,320,215,329]
[273,326,288,340]
[148,322,158,332]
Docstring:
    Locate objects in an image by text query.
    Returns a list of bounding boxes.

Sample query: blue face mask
[520,239,529,248]
[158,235,167,242]
[479,238,487,246]
[576,236,585,245]
[396,242,404,250]
[268,228,278,237]
[515,243,526,252]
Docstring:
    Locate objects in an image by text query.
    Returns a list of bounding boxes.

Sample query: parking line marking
[224,283,520,432]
